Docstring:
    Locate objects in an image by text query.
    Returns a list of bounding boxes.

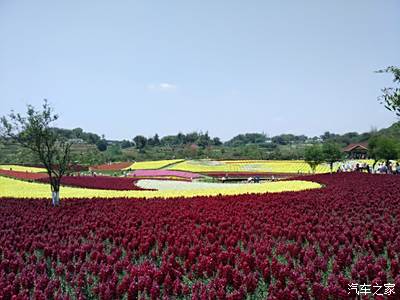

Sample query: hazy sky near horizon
[1,1,399,141]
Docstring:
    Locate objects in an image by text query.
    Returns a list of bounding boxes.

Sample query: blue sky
[1,1,399,141]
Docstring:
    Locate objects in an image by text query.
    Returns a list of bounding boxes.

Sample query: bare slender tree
[376,66,400,116]
[0,100,72,206]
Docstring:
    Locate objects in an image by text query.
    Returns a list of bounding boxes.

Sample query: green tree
[185,132,199,144]
[212,137,222,146]
[71,127,83,139]
[322,142,344,173]
[160,135,178,147]
[96,139,108,151]
[226,133,267,146]
[120,139,133,149]
[133,135,147,149]
[197,132,211,148]
[0,100,72,206]
[176,133,185,145]
[368,135,399,167]
[152,134,160,146]
[377,66,400,116]
[304,144,325,173]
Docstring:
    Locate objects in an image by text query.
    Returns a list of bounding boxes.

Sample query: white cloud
[159,83,177,90]
[147,82,177,91]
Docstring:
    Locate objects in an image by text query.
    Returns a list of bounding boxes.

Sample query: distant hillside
[376,122,400,140]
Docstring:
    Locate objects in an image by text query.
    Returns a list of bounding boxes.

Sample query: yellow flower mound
[0,165,47,173]
[0,176,321,199]
[123,159,184,170]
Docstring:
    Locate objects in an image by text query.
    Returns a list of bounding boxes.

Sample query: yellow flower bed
[168,159,374,174]
[0,176,321,199]
[123,159,184,170]
[167,159,321,173]
[168,160,243,173]
[0,165,47,173]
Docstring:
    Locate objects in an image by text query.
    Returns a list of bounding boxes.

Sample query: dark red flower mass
[0,173,399,299]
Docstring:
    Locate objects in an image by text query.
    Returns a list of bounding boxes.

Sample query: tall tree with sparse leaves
[377,66,400,116]
[0,100,72,206]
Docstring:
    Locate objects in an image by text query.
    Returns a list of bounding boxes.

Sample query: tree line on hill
[1,122,400,165]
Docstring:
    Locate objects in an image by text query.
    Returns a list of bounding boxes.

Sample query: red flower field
[37,175,148,191]
[0,169,48,181]
[0,173,399,299]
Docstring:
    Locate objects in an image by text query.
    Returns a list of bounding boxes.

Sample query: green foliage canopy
[304,144,325,173]
[322,142,344,172]
[368,135,399,165]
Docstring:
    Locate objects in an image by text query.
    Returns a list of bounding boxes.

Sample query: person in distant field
[366,165,371,174]
[387,162,392,174]
[355,163,360,172]
[221,176,226,183]
[396,163,400,174]
[247,176,253,183]
[391,162,396,174]
[380,164,388,174]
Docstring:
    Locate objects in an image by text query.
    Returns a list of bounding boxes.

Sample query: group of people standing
[372,162,400,174]
[338,161,400,174]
